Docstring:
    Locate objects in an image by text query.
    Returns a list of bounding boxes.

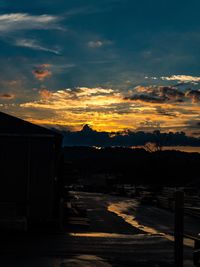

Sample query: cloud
[32,64,52,81]
[185,89,200,103]
[87,40,112,48]
[0,13,61,33]
[21,87,121,109]
[15,39,61,54]
[136,119,162,131]
[125,94,164,103]
[124,85,200,104]
[19,87,129,131]
[161,75,200,83]
[125,86,185,103]
[12,85,200,134]
[0,93,15,99]
[88,40,104,48]
[39,89,52,99]
[156,106,177,117]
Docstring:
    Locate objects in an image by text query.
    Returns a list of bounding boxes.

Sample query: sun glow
[5,86,198,134]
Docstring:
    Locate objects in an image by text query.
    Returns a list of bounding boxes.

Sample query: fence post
[174,190,184,267]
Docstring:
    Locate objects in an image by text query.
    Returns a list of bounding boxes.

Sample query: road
[0,192,195,266]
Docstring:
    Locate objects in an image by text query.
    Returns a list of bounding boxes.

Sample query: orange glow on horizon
[1,86,199,135]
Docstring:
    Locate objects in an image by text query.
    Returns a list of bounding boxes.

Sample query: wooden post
[174,190,184,267]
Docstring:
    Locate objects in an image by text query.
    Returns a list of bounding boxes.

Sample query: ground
[0,192,196,266]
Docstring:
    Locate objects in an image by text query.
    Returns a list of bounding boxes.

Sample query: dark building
[0,112,63,230]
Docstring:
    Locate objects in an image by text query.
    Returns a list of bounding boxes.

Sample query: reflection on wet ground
[61,255,112,267]
[108,199,196,248]
[108,201,160,235]
[0,192,195,266]
[70,232,154,238]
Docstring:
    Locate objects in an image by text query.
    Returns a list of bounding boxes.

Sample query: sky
[0,0,200,135]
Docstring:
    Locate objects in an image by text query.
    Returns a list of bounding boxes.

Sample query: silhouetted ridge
[81,124,95,133]
[60,128,200,147]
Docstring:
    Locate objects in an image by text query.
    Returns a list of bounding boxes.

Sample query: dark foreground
[0,192,195,266]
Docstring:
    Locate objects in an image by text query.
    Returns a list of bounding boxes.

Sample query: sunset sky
[0,0,200,134]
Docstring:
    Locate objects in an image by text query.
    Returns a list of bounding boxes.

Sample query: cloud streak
[15,39,61,54]
[0,13,61,33]
[161,75,200,83]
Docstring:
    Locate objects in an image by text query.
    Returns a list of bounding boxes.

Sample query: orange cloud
[39,89,52,99]
[0,93,15,99]
[18,86,200,134]
[32,64,52,81]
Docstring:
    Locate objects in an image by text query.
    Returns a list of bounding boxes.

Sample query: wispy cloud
[0,13,61,33]
[161,75,200,83]
[0,13,63,55]
[15,38,61,54]
[88,40,104,48]
[87,39,112,48]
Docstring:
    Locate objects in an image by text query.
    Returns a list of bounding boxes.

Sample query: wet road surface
[0,192,195,266]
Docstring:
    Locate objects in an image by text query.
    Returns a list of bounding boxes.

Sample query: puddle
[108,200,194,248]
[108,201,161,235]
[69,232,150,238]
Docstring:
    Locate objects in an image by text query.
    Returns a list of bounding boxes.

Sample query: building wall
[0,136,29,203]
[0,136,59,222]
[29,137,55,221]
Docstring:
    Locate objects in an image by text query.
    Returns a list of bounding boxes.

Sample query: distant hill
[63,146,200,186]
[53,125,200,148]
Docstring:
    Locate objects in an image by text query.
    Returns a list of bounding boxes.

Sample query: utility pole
[174,190,184,267]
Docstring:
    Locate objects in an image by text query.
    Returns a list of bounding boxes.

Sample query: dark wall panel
[0,137,28,203]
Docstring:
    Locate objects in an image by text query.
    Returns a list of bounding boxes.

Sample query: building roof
[0,111,61,138]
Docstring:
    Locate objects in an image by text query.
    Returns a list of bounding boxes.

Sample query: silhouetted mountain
[81,124,94,133]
